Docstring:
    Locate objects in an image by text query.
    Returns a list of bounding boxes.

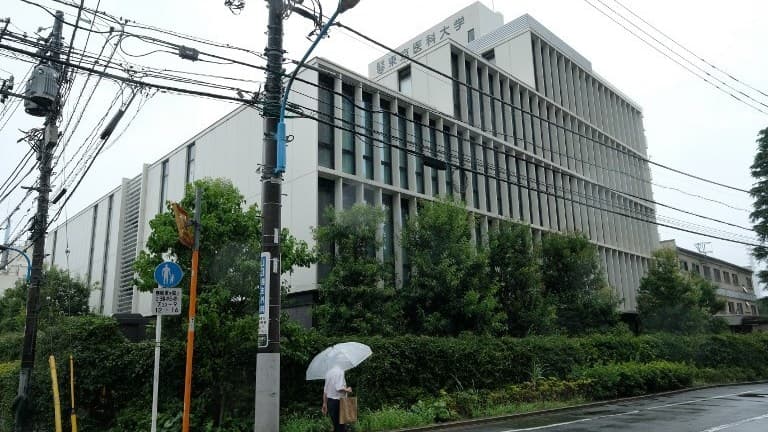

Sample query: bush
[578,361,694,399]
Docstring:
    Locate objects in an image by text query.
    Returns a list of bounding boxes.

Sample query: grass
[281,398,586,432]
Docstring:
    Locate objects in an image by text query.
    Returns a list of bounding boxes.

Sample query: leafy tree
[488,221,555,336]
[132,178,312,427]
[313,204,400,336]
[541,232,618,334]
[0,266,91,332]
[402,198,504,336]
[751,127,768,285]
[637,248,726,334]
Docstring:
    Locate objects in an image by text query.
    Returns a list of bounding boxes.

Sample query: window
[751,304,757,315]
[342,182,356,210]
[398,66,412,96]
[451,53,461,118]
[728,302,735,313]
[477,67,485,129]
[747,276,753,290]
[429,120,438,196]
[398,107,409,189]
[341,83,356,175]
[380,100,393,185]
[465,61,474,125]
[467,28,475,42]
[713,268,722,282]
[732,273,739,286]
[159,159,169,212]
[691,263,700,275]
[703,265,711,280]
[736,303,744,314]
[470,139,479,209]
[318,74,335,169]
[489,74,497,133]
[681,260,689,271]
[401,198,411,286]
[414,113,425,194]
[482,49,495,63]
[723,272,731,284]
[185,143,196,184]
[364,187,375,206]
[362,92,374,180]
[444,126,454,195]
[317,177,336,281]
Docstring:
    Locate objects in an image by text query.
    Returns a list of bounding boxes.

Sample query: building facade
[0,2,658,320]
[660,240,760,330]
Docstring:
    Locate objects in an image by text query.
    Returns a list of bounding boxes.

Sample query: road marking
[698,412,768,432]
[647,388,768,410]
[499,410,640,431]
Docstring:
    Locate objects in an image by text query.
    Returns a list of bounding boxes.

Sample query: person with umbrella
[307,342,372,431]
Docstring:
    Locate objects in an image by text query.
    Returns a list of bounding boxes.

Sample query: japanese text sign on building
[371,15,466,77]
[153,288,182,315]
[258,252,271,348]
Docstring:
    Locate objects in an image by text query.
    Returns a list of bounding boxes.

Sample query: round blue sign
[154,261,184,288]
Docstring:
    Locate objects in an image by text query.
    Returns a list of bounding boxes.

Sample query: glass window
[443,126,453,195]
[414,113,425,194]
[341,83,356,175]
[489,74,497,134]
[732,273,739,286]
[401,198,411,286]
[477,67,485,129]
[398,66,412,96]
[465,61,474,126]
[342,182,356,210]
[159,159,169,212]
[364,187,375,206]
[713,268,721,282]
[727,302,734,313]
[692,263,700,275]
[380,100,393,185]
[429,120,438,196]
[467,28,475,42]
[382,194,394,261]
[451,53,461,119]
[737,303,744,314]
[398,107,409,189]
[318,74,335,169]
[185,143,196,184]
[751,305,757,315]
[470,140,480,209]
[703,265,711,280]
[362,92,374,180]
[723,271,731,284]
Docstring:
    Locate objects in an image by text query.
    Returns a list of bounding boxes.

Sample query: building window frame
[185,142,196,184]
[159,159,169,212]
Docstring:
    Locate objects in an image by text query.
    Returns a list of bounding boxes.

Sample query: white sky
[2,0,767,294]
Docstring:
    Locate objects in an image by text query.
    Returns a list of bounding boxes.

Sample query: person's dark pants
[327,398,347,432]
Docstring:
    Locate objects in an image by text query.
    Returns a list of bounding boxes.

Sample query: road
[434,383,768,432]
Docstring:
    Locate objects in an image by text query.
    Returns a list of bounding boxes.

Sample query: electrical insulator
[24,64,60,117]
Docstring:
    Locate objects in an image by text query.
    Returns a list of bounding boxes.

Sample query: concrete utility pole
[14,11,65,432]
[254,0,284,430]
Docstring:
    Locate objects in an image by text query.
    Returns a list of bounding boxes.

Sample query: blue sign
[154,261,184,288]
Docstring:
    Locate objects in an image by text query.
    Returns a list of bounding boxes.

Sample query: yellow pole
[49,355,62,432]
[182,188,201,432]
[69,355,78,432]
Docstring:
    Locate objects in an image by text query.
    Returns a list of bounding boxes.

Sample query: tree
[0,266,91,332]
[541,232,619,334]
[313,204,400,336]
[402,198,504,336]
[637,248,726,334]
[751,127,768,285]
[132,178,313,427]
[488,221,555,336]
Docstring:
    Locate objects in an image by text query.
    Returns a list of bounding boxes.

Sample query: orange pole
[182,188,201,432]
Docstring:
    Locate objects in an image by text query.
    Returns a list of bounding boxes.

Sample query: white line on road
[698,412,768,432]
[647,388,768,410]
[499,410,640,431]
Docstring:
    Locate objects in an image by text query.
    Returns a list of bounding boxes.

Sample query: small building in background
[660,239,764,332]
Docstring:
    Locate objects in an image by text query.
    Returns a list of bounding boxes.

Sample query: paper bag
[339,396,358,424]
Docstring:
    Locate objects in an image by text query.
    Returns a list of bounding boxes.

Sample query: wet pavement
[433,383,768,432]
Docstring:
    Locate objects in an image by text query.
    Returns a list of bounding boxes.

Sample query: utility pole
[14,10,65,432]
[254,0,284,430]
[1,218,10,270]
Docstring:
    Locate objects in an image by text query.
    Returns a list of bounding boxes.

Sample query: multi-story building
[0,2,658,323]
[660,239,761,331]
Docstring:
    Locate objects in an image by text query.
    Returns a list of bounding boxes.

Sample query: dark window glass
[341,83,356,174]
[318,74,335,168]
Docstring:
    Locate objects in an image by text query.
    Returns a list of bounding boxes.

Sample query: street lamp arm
[275,3,346,175]
[0,245,32,283]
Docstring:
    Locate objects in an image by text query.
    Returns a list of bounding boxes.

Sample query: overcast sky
[2,0,767,293]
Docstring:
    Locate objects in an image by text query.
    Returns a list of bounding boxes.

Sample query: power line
[581,0,768,115]
[333,21,753,194]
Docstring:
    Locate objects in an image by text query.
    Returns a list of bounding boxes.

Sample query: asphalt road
[434,383,768,432]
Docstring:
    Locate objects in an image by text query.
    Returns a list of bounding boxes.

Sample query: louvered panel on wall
[116,177,141,313]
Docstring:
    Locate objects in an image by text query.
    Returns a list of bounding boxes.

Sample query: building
[660,240,762,331]
[0,2,658,322]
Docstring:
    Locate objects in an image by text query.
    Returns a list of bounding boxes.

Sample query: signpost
[258,252,271,348]
[151,262,183,432]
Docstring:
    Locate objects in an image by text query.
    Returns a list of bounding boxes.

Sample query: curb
[387,379,768,432]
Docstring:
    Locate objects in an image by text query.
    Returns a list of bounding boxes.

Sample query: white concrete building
[2,2,658,322]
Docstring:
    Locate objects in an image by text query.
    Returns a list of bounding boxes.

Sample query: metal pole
[15,11,64,432]
[49,356,62,432]
[150,314,162,432]
[255,0,284,430]
[68,355,77,432]
[181,187,201,432]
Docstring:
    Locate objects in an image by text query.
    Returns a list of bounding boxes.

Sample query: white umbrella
[305,342,372,380]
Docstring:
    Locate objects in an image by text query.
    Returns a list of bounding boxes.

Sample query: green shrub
[578,361,694,399]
